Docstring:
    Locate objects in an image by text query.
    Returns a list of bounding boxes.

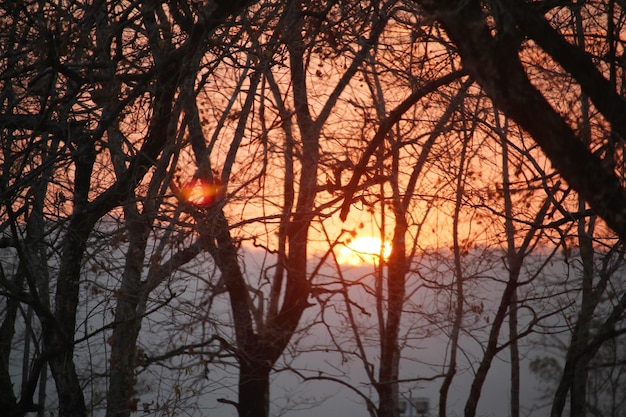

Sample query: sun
[337,236,392,266]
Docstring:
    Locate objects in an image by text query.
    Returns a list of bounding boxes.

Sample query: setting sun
[337,236,392,266]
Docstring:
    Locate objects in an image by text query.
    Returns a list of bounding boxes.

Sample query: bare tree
[167,1,395,416]
[411,0,626,239]
[5,2,626,417]
[0,1,259,416]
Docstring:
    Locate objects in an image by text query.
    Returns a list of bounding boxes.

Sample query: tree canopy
[2,1,626,417]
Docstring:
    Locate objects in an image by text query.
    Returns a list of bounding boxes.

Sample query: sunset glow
[337,236,392,266]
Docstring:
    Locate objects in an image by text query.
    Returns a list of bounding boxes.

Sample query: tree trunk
[416,0,626,241]
[509,290,520,417]
[106,204,150,417]
[45,134,95,417]
[0,279,20,411]
[238,359,271,417]
[205,209,267,417]
[378,219,407,417]
[500,112,520,417]
[568,11,593,416]
[439,130,470,417]
[46,347,87,417]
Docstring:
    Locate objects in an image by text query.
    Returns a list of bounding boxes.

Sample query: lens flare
[171,178,225,207]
